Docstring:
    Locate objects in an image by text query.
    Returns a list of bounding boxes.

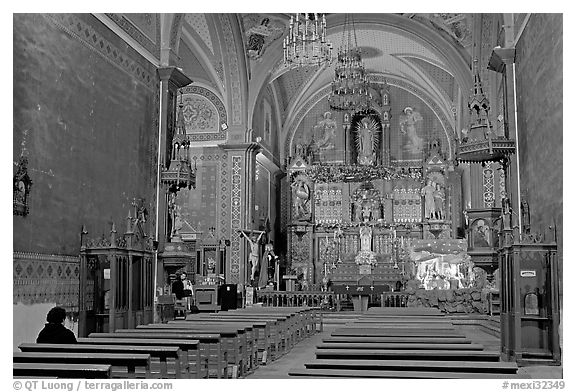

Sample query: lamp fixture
[283,13,333,68]
[328,14,371,111]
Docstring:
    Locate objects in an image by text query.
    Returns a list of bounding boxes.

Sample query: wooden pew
[14,363,111,379]
[13,352,151,379]
[135,324,246,378]
[88,332,224,379]
[147,322,258,376]
[180,316,271,365]
[20,342,181,379]
[205,314,289,358]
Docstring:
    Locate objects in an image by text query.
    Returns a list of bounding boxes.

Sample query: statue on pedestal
[433,183,446,220]
[355,225,377,266]
[291,176,311,220]
[354,116,380,165]
[421,179,437,220]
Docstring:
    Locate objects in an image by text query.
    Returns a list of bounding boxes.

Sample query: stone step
[304,359,518,374]
[288,368,519,379]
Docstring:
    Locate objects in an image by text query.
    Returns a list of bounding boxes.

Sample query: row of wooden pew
[288,307,520,379]
[14,306,322,379]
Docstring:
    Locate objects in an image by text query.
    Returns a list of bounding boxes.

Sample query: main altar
[285,83,463,308]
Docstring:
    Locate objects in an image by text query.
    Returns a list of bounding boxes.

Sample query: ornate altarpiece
[286,85,457,290]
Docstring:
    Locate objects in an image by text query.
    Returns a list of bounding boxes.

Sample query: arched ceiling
[172,13,475,157]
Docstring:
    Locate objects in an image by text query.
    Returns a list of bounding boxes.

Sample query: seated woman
[36,306,77,344]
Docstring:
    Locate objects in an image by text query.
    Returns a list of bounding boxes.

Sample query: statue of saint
[313,111,337,150]
[291,178,311,219]
[355,116,380,165]
[399,107,424,154]
[433,183,445,220]
[421,179,436,220]
[353,199,363,222]
[359,225,373,252]
[372,199,382,220]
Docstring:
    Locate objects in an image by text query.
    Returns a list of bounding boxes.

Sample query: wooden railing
[380,292,409,308]
[255,290,410,310]
[255,291,335,308]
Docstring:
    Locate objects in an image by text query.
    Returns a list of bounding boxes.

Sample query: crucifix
[238,229,265,284]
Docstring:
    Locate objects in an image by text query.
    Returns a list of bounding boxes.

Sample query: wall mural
[242,14,286,60]
[181,94,219,133]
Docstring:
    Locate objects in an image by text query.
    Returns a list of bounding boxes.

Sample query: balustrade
[254,290,409,309]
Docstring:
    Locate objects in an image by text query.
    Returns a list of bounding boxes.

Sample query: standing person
[36,306,77,344]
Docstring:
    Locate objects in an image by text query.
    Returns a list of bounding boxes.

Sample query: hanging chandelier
[328,14,371,112]
[283,13,333,68]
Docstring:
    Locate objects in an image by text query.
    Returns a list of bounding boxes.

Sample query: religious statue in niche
[351,182,382,223]
[355,225,377,266]
[313,111,337,150]
[291,174,312,221]
[354,115,381,165]
[399,107,424,154]
[421,179,437,220]
[243,15,285,60]
[168,193,183,241]
[433,183,446,220]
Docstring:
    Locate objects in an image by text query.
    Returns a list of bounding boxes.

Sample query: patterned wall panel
[14,252,80,310]
[182,152,221,234]
[229,156,243,283]
[179,85,227,142]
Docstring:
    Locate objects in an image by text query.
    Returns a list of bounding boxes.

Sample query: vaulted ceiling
[118,13,479,160]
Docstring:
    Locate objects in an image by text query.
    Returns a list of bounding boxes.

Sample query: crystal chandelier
[283,13,333,68]
[328,14,371,111]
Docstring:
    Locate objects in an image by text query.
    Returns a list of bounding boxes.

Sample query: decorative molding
[219,14,242,126]
[169,14,185,49]
[105,13,160,58]
[45,14,156,92]
[483,166,495,208]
